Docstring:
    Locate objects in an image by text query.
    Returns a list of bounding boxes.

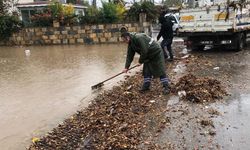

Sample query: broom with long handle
[91,64,140,90]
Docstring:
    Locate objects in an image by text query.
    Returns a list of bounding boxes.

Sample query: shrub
[78,6,100,24]
[61,4,77,26]
[0,15,22,41]
[49,1,63,20]
[116,4,126,21]
[30,9,53,27]
[30,2,77,27]
[99,2,119,23]
[79,2,125,25]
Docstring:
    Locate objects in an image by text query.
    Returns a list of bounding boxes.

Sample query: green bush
[78,6,100,24]
[49,2,64,20]
[99,2,119,23]
[0,15,22,41]
[79,2,126,25]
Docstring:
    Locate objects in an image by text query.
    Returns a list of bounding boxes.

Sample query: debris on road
[29,73,171,150]
[173,74,227,103]
[28,45,231,150]
[213,67,220,70]
[200,118,214,127]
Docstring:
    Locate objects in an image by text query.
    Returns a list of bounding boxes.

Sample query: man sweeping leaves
[120,27,171,95]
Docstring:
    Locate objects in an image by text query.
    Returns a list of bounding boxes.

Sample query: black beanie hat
[120,26,129,37]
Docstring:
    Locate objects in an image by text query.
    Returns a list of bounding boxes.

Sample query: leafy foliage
[27,0,156,26]
[78,6,100,24]
[49,2,64,20]
[0,0,7,15]
[0,15,22,40]
[30,2,77,27]
[116,4,126,20]
[140,1,157,22]
[63,4,74,16]
[61,4,77,25]
[125,2,140,22]
[125,2,157,22]
[0,0,18,15]
[0,0,22,40]
[79,2,125,25]
[30,9,53,27]
[99,2,119,23]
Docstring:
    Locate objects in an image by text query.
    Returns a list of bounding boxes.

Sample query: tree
[0,15,22,40]
[0,0,10,15]
[125,1,157,22]
[0,0,22,41]
[92,0,96,7]
[99,2,119,23]
[0,0,18,15]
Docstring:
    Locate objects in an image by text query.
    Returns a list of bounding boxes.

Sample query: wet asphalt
[192,47,250,149]
[152,44,250,149]
[1,40,250,149]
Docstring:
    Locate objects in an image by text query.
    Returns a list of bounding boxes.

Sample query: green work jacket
[125,33,166,77]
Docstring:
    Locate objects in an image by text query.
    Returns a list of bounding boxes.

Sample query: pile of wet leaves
[173,74,227,103]
[29,73,168,150]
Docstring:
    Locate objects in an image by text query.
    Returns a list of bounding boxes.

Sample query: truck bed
[179,5,250,33]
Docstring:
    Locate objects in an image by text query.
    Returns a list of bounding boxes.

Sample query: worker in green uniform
[120,27,171,95]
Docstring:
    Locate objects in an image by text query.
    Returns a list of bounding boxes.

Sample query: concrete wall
[1,22,151,46]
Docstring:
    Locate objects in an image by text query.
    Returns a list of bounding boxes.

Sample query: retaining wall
[0,22,151,46]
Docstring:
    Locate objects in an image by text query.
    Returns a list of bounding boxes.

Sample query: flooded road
[0,44,130,149]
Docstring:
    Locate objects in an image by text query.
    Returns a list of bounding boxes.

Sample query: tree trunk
[92,0,96,7]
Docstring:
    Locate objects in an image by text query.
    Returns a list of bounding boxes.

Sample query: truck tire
[236,33,246,51]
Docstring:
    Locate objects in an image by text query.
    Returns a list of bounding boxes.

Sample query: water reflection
[0,44,129,150]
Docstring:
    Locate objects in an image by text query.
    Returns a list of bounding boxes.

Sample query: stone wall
[1,22,151,46]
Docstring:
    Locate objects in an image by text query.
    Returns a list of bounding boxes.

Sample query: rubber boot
[168,56,174,62]
[162,83,170,95]
[140,82,150,92]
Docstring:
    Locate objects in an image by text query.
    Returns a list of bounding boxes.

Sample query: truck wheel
[236,33,246,51]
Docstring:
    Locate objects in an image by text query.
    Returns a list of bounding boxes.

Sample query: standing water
[0,44,131,149]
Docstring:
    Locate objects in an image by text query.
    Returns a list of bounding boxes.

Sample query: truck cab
[165,13,181,35]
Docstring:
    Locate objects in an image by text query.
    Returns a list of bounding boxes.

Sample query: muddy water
[0,44,131,150]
